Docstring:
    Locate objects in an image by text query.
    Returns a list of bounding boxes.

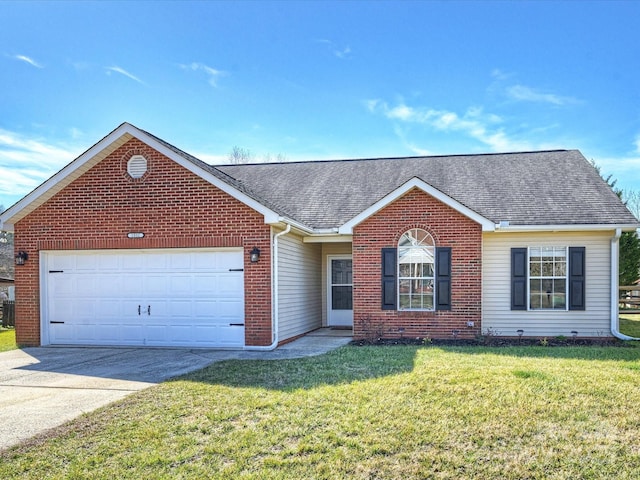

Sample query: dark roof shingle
[216,150,638,230]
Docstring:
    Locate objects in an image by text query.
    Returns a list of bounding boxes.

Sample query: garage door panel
[76,278,98,296]
[97,254,120,270]
[95,324,126,341]
[167,300,192,318]
[169,326,194,342]
[121,254,145,272]
[121,275,144,297]
[44,249,246,347]
[145,325,167,342]
[215,300,244,318]
[169,254,192,270]
[76,325,96,341]
[51,275,74,295]
[76,255,98,271]
[170,276,193,294]
[145,276,171,297]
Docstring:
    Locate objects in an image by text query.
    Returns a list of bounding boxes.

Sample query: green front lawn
[2,344,640,479]
[0,328,16,352]
[620,312,640,337]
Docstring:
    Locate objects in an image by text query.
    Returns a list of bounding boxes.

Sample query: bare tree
[622,189,640,221]
[228,147,289,165]
[228,146,255,164]
[261,153,288,163]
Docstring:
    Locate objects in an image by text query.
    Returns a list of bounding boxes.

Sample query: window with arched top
[398,228,435,310]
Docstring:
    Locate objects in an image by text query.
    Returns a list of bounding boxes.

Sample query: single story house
[1,123,638,348]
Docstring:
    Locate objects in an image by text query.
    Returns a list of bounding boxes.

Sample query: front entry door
[328,256,353,327]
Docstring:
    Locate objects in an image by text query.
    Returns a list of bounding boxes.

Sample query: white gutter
[610,228,638,340]
[493,223,640,233]
[244,223,291,351]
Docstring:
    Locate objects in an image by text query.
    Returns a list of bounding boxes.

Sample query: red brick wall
[13,138,272,346]
[352,188,482,340]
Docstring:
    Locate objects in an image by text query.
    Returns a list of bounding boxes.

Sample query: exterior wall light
[15,251,28,266]
[250,247,261,263]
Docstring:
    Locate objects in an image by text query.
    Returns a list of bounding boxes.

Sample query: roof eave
[492,223,640,233]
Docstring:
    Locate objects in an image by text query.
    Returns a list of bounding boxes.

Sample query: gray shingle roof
[216,150,639,230]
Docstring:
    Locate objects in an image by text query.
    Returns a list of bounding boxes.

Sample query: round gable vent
[127,155,148,179]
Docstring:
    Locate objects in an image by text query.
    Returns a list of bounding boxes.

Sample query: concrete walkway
[0,330,352,451]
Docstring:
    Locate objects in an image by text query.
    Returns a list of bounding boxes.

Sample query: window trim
[528,246,568,311]
[397,228,436,312]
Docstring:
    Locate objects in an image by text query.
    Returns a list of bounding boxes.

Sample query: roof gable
[0,123,281,230]
[338,177,495,234]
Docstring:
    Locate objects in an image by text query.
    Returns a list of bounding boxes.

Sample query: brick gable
[352,188,482,340]
[14,138,272,346]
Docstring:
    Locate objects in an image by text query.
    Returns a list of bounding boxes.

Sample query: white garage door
[42,249,245,347]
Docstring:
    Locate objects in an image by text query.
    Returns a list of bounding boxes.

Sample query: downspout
[610,228,638,340]
[244,223,291,351]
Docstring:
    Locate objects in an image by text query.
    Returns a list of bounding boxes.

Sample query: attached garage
[40,248,245,347]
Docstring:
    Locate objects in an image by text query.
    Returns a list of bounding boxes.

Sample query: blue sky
[1,0,639,210]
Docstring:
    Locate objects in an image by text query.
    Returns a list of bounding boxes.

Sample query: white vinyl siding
[277,231,322,341]
[482,231,612,337]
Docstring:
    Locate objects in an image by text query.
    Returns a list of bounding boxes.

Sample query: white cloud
[105,66,145,84]
[0,129,82,199]
[180,62,226,87]
[593,154,640,192]
[507,84,580,106]
[13,54,43,68]
[364,99,380,113]
[367,100,532,152]
[491,68,513,81]
[392,126,434,156]
[334,46,352,59]
[315,39,352,59]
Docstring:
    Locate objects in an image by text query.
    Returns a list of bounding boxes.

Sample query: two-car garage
[40,248,246,348]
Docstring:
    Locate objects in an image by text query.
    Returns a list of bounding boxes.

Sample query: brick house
[1,123,638,348]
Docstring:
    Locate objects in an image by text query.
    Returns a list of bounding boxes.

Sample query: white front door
[327,255,353,327]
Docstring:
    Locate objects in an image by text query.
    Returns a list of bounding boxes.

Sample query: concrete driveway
[0,331,351,451]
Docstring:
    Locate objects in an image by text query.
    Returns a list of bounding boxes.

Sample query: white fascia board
[303,234,353,243]
[337,177,496,235]
[492,223,640,233]
[0,122,282,229]
[268,217,316,236]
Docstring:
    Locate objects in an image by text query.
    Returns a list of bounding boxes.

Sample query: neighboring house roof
[218,150,639,230]
[1,122,638,234]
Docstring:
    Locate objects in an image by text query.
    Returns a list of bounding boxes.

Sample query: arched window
[398,228,435,310]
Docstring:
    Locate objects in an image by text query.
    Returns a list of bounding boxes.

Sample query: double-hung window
[511,246,585,311]
[529,247,567,310]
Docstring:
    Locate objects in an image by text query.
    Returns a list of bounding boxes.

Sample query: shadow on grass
[176,345,419,391]
[429,342,640,362]
[176,341,640,392]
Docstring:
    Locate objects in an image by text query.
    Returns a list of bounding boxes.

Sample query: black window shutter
[511,248,527,310]
[381,248,397,310]
[435,247,452,311]
[568,247,586,310]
